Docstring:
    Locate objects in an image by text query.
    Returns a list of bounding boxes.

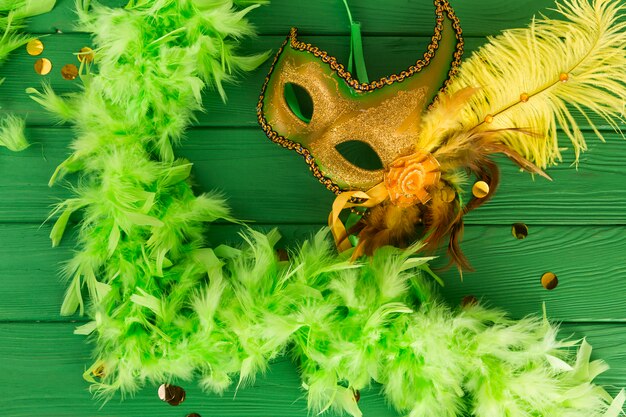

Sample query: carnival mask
[257,0,463,192]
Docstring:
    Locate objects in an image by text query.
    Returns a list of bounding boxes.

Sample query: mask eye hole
[284,83,314,123]
[335,140,384,171]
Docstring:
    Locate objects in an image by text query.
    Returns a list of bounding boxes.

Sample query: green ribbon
[284,0,370,119]
[344,211,363,246]
[342,0,369,83]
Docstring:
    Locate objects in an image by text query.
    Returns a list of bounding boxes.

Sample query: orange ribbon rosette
[384,152,441,208]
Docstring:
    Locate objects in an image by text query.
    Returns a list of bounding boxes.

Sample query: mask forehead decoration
[258,0,463,192]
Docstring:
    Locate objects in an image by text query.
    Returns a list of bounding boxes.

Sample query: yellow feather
[419,87,479,153]
[420,0,626,169]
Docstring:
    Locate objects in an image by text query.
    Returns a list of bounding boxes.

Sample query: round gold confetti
[167,386,186,406]
[26,39,44,56]
[559,72,569,82]
[276,248,289,262]
[541,272,558,290]
[441,187,456,203]
[511,223,529,240]
[91,364,105,378]
[461,295,478,308]
[472,181,490,199]
[484,114,494,124]
[34,58,52,75]
[78,46,94,63]
[61,64,79,80]
[158,384,186,406]
[157,384,171,402]
[520,93,529,103]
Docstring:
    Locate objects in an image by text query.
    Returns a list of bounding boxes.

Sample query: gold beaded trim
[257,35,343,194]
[257,0,464,195]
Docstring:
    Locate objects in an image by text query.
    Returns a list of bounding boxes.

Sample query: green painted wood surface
[26,0,560,36]
[2,223,626,322]
[0,0,625,416]
[1,129,625,224]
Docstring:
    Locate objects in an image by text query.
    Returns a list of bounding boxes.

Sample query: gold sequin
[443,187,456,203]
[91,364,105,378]
[541,272,558,290]
[484,114,494,124]
[26,39,44,56]
[157,384,170,402]
[78,46,94,63]
[34,58,52,75]
[461,295,478,307]
[61,64,79,80]
[520,93,529,103]
[511,223,528,239]
[472,181,490,198]
[559,73,569,82]
[158,384,186,406]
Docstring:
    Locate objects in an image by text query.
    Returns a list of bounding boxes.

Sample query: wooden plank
[1,127,625,224]
[1,223,625,322]
[1,35,618,130]
[0,321,623,416]
[437,224,626,321]
[25,0,559,36]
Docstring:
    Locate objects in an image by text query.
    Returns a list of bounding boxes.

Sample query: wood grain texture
[2,223,625,322]
[1,128,625,224]
[24,0,559,36]
[1,35,619,131]
[437,224,626,321]
[0,322,623,417]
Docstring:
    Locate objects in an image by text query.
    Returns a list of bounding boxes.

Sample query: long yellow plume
[420,0,626,169]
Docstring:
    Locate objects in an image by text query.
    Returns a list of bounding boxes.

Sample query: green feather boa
[29,0,624,416]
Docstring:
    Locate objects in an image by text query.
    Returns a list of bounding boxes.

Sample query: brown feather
[421,189,459,252]
[448,220,471,273]
[484,142,552,180]
[448,157,500,270]
[357,204,422,255]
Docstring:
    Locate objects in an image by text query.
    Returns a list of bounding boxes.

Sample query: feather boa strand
[29,0,269,317]
[78,227,624,417]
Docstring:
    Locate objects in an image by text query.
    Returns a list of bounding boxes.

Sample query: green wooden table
[0,0,624,416]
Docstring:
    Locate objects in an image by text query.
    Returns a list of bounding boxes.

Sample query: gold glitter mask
[258,0,463,192]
